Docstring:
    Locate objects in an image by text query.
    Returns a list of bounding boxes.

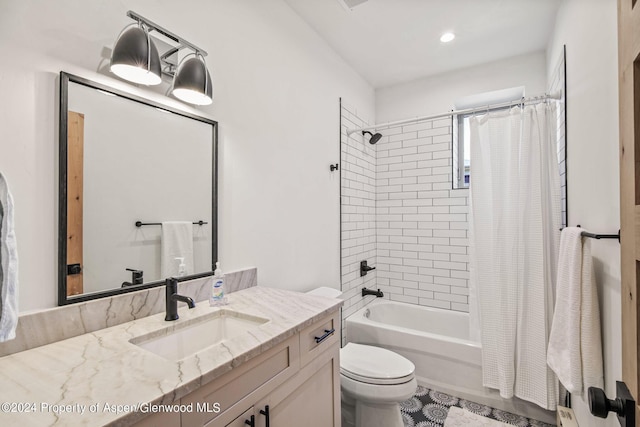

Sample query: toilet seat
[340,343,415,385]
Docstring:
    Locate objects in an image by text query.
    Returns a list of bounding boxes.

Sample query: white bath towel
[0,172,18,342]
[160,221,194,279]
[547,227,604,396]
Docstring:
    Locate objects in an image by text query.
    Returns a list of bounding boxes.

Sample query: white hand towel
[0,172,18,342]
[161,221,194,279]
[547,227,604,396]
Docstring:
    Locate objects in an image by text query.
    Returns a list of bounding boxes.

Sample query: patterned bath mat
[400,386,555,427]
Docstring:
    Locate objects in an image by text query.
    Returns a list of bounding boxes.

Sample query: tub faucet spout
[362,287,384,298]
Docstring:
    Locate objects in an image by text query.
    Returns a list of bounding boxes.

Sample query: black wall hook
[330,163,339,171]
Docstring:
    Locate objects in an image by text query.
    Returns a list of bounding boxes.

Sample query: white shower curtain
[468,103,561,410]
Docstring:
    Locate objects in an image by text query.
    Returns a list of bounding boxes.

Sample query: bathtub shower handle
[315,328,335,344]
[360,260,376,276]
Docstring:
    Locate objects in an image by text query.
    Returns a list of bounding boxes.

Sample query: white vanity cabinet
[0,287,342,427]
[180,310,341,427]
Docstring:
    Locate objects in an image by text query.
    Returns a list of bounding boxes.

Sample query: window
[452,87,525,189]
[454,113,471,188]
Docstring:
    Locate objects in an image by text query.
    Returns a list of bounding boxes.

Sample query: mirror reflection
[59,73,217,305]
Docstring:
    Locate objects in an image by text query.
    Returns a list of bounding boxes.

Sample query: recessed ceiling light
[440,32,455,43]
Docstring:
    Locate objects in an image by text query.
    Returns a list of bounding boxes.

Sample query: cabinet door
[257,346,340,427]
[222,407,254,427]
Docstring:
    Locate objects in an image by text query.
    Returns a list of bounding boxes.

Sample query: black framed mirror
[58,71,218,305]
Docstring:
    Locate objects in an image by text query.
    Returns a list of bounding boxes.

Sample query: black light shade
[172,56,213,105]
[110,26,162,86]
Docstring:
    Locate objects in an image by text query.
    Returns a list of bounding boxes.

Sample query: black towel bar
[580,230,620,242]
[135,220,208,227]
[561,225,620,242]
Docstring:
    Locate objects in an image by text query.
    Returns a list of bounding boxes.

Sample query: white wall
[376,51,548,122]
[547,0,621,425]
[0,0,374,312]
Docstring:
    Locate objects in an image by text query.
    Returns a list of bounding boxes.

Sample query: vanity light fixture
[171,53,213,105]
[110,11,213,105]
[110,23,162,85]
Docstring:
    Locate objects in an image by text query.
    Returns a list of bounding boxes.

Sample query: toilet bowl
[340,342,417,427]
[305,288,417,427]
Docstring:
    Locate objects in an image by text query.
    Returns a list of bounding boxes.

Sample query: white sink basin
[131,310,269,361]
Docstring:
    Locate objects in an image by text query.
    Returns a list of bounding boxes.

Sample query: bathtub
[345,299,555,424]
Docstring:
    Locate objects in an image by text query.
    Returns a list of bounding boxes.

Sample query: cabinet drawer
[182,335,299,427]
[299,310,339,366]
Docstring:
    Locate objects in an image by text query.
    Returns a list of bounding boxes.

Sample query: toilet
[306,287,417,427]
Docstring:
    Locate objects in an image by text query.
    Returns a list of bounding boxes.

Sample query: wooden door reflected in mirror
[67,111,84,296]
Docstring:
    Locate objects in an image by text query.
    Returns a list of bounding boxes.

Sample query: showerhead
[362,130,382,144]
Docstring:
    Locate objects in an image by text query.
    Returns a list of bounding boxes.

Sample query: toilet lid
[340,343,415,385]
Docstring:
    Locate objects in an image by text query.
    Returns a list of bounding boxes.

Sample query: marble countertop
[0,287,342,426]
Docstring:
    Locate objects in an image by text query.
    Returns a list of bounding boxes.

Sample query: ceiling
[283,0,562,89]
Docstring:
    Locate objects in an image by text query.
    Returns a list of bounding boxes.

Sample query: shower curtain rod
[346,93,562,135]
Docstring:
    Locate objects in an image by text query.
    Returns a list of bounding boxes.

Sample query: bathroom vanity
[0,287,341,426]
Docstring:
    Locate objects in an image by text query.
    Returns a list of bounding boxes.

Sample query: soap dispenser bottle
[175,257,187,277]
[209,262,227,306]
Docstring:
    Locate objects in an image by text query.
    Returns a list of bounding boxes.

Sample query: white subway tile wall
[340,101,470,330]
[375,118,470,312]
[340,102,379,344]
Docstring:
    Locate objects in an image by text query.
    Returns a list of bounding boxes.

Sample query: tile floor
[400,385,556,427]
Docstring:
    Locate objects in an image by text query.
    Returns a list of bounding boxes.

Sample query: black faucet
[122,268,144,287]
[165,277,196,321]
[362,287,384,298]
[360,260,376,277]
